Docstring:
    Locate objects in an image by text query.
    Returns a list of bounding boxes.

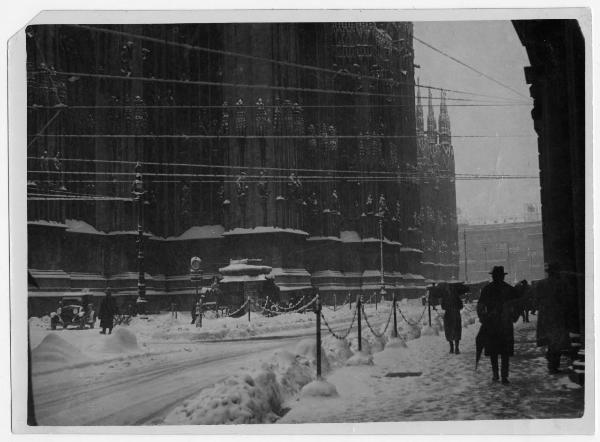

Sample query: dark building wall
[513,20,585,335]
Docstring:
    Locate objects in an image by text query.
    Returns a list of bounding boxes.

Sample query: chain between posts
[361,303,394,338]
[320,304,358,340]
[225,299,250,317]
[396,304,428,327]
[258,295,319,315]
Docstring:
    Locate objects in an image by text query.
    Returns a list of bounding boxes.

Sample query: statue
[272,97,281,134]
[327,125,338,151]
[234,98,247,135]
[53,151,66,191]
[120,41,134,77]
[180,182,192,224]
[219,101,230,135]
[133,95,147,133]
[377,194,388,217]
[257,170,270,225]
[331,188,340,214]
[365,193,374,215]
[254,97,269,136]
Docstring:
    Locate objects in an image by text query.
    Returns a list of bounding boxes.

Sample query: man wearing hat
[98,287,119,335]
[477,266,520,384]
[534,263,571,373]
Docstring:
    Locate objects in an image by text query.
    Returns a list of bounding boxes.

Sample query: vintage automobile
[50,296,96,330]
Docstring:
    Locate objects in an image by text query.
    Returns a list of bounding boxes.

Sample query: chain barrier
[225,299,249,317]
[396,304,428,327]
[320,305,358,340]
[268,296,306,313]
[361,303,394,338]
[258,295,318,316]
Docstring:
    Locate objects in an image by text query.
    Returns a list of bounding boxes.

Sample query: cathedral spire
[438,90,451,145]
[416,78,424,133]
[427,88,437,146]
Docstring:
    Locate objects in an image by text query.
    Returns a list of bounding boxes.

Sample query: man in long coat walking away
[441,284,463,354]
[534,263,571,373]
[477,266,520,384]
[99,288,118,335]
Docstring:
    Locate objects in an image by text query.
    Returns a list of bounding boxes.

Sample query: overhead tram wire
[413,35,531,100]
[33,69,530,105]
[69,24,527,103]
[27,102,533,110]
[26,156,539,179]
[28,133,536,140]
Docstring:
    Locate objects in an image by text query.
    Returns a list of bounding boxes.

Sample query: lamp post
[190,256,203,327]
[378,216,385,300]
[132,162,146,303]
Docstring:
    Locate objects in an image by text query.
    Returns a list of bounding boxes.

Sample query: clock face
[190,257,202,271]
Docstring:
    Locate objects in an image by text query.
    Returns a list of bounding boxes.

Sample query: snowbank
[300,380,338,398]
[345,351,374,366]
[32,333,90,366]
[100,328,139,353]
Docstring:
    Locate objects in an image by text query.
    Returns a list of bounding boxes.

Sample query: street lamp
[190,256,203,327]
[131,162,146,303]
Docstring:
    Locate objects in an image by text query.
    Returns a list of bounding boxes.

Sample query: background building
[458,220,544,283]
[27,23,443,307]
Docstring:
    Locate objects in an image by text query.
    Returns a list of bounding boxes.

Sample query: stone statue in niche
[257,170,270,225]
[219,101,230,135]
[327,125,338,151]
[133,95,148,133]
[365,193,374,215]
[255,97,269,136]
[236,172,249,228]
[180,181,192,225]
[377,194,388,217]
[234,98,247,135]
[53,151,66,191]
[283,99,293,134]
[120,41,134,77]
[330,188,340,215]
[286,172,303,204]
[293,102,304,135]
[272,97,281,134]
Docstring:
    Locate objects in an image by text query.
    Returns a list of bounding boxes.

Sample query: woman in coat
[441,284,464,354]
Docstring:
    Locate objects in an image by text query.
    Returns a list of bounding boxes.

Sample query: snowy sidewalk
[280,319,584,423]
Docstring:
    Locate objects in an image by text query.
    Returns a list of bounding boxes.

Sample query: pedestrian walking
[98,288,118,335]
[534,263,571,374]
[477,266,520,384]
[515,280,533,323]
[441,284,463,354]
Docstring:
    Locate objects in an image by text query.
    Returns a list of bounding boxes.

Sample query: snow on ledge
[163,225,225,241]
[223,226,309,236]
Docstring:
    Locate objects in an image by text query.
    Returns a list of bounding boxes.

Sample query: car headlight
[50,312,56,318]
[78,312,85,317]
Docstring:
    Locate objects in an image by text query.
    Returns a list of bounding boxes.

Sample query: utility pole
[463,228,468,282]
[132,162,146,302]
[378,217,385,301]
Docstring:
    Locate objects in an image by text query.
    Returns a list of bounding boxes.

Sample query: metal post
[428,293,432,327]
[315,294,322,379]
[333,293,337,312]
[133,163,146,303]
[463,229,468,282]
[484,246,488,272]
[246,284,251,323]
[357,295,362,352]
[393,292,398,338]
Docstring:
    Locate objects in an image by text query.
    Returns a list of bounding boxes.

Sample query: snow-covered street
[281,316,584,423]
[28,299,583,425]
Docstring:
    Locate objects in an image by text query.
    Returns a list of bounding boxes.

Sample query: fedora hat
[489,266,507,276]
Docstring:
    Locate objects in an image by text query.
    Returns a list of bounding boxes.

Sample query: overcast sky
[413,21,541,225]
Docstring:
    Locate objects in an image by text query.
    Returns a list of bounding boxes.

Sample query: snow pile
[345,351,374,366]
[421,325,439,336]
[164,372,284,425]
[163,346,323,425]
[300,379,338,398]
[322,336,353,367]
[32,333,90,367]
[29,316,50,330]
[294,339,331,374]
[100,328,139,353]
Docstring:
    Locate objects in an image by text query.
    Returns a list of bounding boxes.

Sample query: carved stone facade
[27,23,427,303]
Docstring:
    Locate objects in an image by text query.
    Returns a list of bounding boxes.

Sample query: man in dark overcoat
[534,263,571,373]
[98,288,118,335]
[441,284,463,354]
[477,266,520,384]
